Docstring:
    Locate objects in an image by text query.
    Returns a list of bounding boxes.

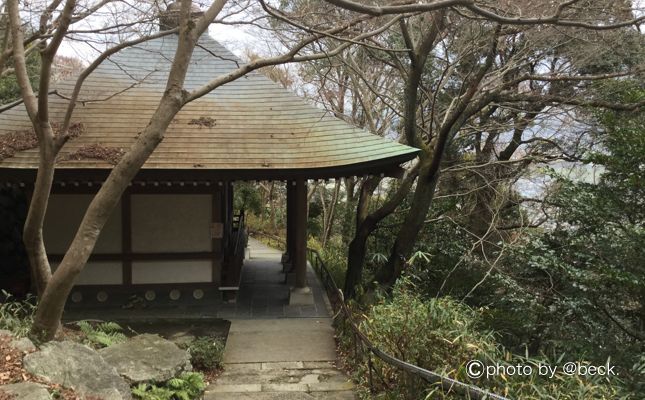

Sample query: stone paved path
[217,238,330,319]
[204,238,356,399]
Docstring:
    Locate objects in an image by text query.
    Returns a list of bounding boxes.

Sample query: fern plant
[132,383,174,400]
[76,320,127,348]
[167,372,206,400]
[132,372,206,400]
[0,290,36,337]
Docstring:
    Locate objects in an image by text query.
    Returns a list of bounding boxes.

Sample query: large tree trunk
[376,163,438,286]
[29,0,203,339]
[343,165,419,299]
[30,94,185,340]
[345,219,374,299]
[343,177,379,299]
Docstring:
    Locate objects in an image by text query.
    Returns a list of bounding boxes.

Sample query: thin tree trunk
[22,140,56,297]
[319,186,328,245]
[321,179,341,247]
[341,177,357,243]
[269,181,276,231]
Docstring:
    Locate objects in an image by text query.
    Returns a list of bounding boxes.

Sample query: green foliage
[132,372,206,400]
[480,84,645,391]
[384,81,645,395]
[0,52,40,104]
[342,279,496,399]
[308,236,346,288]
[342,280,626,400]
[0,290,36,337]
[76,320,127,348]
[187,336,225,370]
[132,384,174,400]
[233,182,262,215]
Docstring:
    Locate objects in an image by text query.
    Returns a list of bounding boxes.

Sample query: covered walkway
[217,238,330,319]
[206,238,356,399]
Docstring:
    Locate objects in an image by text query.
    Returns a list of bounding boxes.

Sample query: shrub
[340,279,627,399]
[132,372,206,400]
[342,279,496,399]
[188,336,225,370]
[0,290,36,337]
[308,236,346,289]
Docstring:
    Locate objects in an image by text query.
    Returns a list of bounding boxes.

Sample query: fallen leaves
[59,144,125,165]
[0,122,85,162]
[188,116,216,128]
[0,130,38,161]
[0,333,94,399]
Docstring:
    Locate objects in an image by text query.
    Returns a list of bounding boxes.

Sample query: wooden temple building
[0,26,418,306]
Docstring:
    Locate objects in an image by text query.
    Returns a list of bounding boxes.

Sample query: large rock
[23,341,131,400]
[99,334,192,383]
[0,329,13,338]
[0,382,50,400]
[9,337,36,353]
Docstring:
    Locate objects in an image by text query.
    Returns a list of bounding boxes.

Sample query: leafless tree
[268,0,644,297]
[5,0,402,340]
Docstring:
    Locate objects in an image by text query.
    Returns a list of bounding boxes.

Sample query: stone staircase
[204,239,357,399]
[204,361,355,399]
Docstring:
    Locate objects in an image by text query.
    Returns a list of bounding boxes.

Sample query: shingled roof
[0,34,418,181]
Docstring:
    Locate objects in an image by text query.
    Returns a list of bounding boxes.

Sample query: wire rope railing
[249,230,510,400]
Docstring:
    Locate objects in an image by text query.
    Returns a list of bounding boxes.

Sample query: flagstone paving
[204,238,356,399]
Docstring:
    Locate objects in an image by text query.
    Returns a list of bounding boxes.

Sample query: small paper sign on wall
[210,222,223,239]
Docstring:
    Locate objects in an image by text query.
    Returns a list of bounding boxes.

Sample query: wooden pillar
[293,178,307,289]
[285,180,296,267]
[227,182,234,234]
[121,190,132,286]
[212,187,223,287]
[222,182,233,249]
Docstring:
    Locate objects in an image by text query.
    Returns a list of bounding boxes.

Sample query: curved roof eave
[0,34,419,178]
[0,150,419,183]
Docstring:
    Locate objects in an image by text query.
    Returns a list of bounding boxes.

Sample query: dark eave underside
[0,151,413,183]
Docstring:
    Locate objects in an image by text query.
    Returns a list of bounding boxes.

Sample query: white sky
[56,1,273,62]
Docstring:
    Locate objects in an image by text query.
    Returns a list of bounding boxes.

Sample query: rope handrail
[248,230,510,400]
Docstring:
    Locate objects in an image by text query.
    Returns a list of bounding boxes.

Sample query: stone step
[205,361,356,398]
[204,391,356,400]
[216,367,351,385]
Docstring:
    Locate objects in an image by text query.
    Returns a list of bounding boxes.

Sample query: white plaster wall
[131,261,212,284]
[44,194,122,254]
[52,261,123,285]
[131,194,212,253]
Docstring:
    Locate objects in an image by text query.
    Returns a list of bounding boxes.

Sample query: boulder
[0,329,13,338]
[0,382,50,400]
[23,341,131,400]
[9,337,36,353]
[100,333,192,384]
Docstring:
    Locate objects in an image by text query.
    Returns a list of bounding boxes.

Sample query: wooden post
[121,190,132,286]
[293,178,307,289]
[285,180,295,267]
[212,187,223,287]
